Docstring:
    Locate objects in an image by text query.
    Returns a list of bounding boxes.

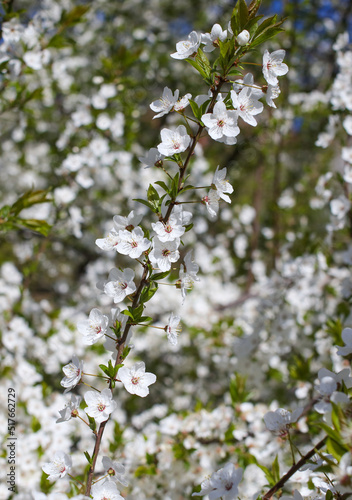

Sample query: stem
[262,436,327,500]
[68,473,84,488]
[84,77,227,497]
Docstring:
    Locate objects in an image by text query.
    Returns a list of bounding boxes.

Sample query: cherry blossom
[152,215,185,242]
[231,86,264,126]
[193,463,243,500]
[102,456,129,486]
[42,451,72,481]
[236,29,250,46]
[60,355,83,393]
[84,388,117,423]
[100,268,136,303]
[77,308,109,345]
[165,312,182,345]
[91,480,124,500]
[202,189,220,219]
[118,361,156,397]
[212,166,233,203]
[157,125,191,156]
[201,100,240,142]
[336,327,352,356]
[262,49,289,86]
[264,407,303,437]
[149,237,180,271]
[171,31,200,59]
[178,250,200,303]
[115,227,151,259]
[201,24,227,52]
[150,87,179,119]
[138,147,164,168]
[56,394,82,423]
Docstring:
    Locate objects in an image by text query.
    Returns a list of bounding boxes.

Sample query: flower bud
[236,30,250,46]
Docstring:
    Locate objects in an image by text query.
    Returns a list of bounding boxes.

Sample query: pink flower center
[217,119,225,128]
[173,141,181,150]
[131,240,138,248]
[120,281,128,289]
[131,376,140,385]
[95,326,102,334]
[165,224,172,233]
[162,249,171,257]
[97,403,106,412]
[225,482,233,491]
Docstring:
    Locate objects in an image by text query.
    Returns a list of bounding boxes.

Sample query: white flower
[314,368,352,415]
[262,49,289,86]
[157,125,191,156]
[342,147,352,164]
[165,312,182,345]
[91,480,124,500]
[192,463,243,500]
[95,228,120,251]
[101,268,136,303]
[60,355,83,393]
[149,237,180,271]
[231,86,264,126]
[201,24,227,52]
[113,211,143,231]
[174,93,192,112]
[202,190,220,219]
[118,361,156,397]
[343,165,352,184]
[236,29,250,46]
[264,408,303,437]
[150,87,179,119]
[201,100,240,142]
[265,84,281,108]
[77,308,109,345]
[330,195,351,219]
[336,327,352,356]
[212,166,233,203]
[171,31,200,59]
[115,227,151,259]
[42,451,72,481]
[178,251,200,303]
[96,212,142,252]
[56,394,82,423]
[138,147,164,168]
[84,388,117,423]
[102,456,129,487]
[152,215,185,242]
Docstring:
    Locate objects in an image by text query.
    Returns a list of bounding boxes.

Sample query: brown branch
[262,436,327,500]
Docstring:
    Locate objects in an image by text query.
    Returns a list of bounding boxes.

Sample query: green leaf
[147,184,160,202]
[186,58,209,81]
[195,49,212,79]
[84,451,92,464]
[150,271,170,281]
[154,181,170,194]
[231,0,249,35]
[230,373,251,404]
[17,219,52,236]
[184,222,194,233]
[87,415,97,433]
[170,172,180,199]
[250,26,285,48]
[122,309,134,319]
[272,455,280,483]
[326,436,348,461]
[248,0,262,18]
[188,99,201,121]
[132,303,144,322]
[254,15,278,37]
[61,5,90,25]
[133,198,158,213]
[256,463,275,487]
[140,284,158,303]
